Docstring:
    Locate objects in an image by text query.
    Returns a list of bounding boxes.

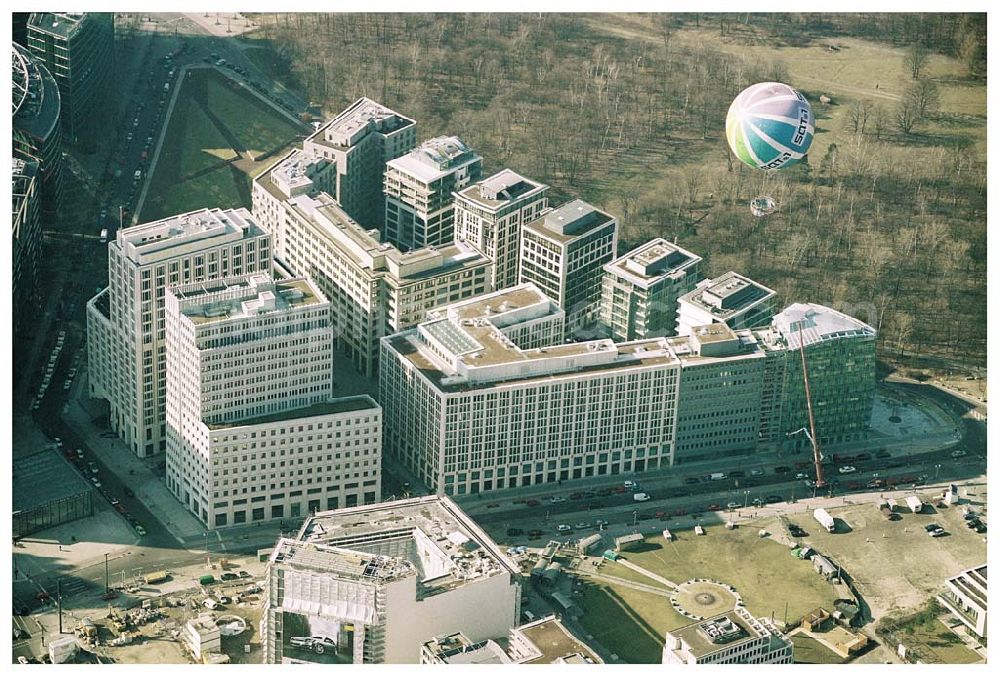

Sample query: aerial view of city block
[10,10,987,666]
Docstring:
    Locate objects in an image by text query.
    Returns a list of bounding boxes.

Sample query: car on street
[549,496,566,504]
[90,477,102,488]
[525,499,540,507]
[528,529,543,539]
[838,466,857,474]
[238,570,252,579]
[951,449,967,458]
[765,495,784,504]
[506,527,524,537]
[707,503,722,511]
[289,636,337,654]
[728,471,746,479]
[876,450,892,459]
[655,511,668,520]
[795,472,809,480]
[854,453,872,462]
[557,524,572,533]
[726,502,741,510]
[684,477,700,485]
[774,466,790,474]
[134,524,147,536]
[596,487,614,496]
[750,469,765,477]
[673,507,687,516]
[486,503,500,508]
[573,522,591,530]
[924,524,946,537]
[569,492,583,500]
[595,519,609,528]
[632,492,651,502]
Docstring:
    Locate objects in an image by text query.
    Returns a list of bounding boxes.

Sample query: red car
[655,511,668,520]
[569,492,583,500]
[596,487,614,496]
[847,481,861,491]
[525,499,541,507]
[673,507,688,516]
[613,486,627,494]
[707,503,722,511]
[794,461,811,470]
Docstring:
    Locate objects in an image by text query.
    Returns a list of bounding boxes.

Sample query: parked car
[684,477,700,485]
[750,469,765,477]
[238,570,252,579]
[795,472,809,480]
[573,522,591,530]
[525,499,540,507]
[838,466,857,474]
[728,471,746,479]
[855,453,872,462]
[774,466,790,474]
[765,495,784,504]
[951,449,967,458]
[506,527,524,537]
[924,524,946,537]
[876,450,892,459]
[632,492,651,502]
[289,636,337,654]
[549,496,566,504]
[221,572,239,581]
[134,524,147,536]
[557,524,572,533]
[726,502,741,510]
[707,503,722,511]
[90,477,102,488]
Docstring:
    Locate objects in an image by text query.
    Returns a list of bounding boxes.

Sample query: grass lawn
[142,68,301,222]
[791,634,846,664]
[606,528,840,626]
[895,620,982,664]
[577,579,686,663]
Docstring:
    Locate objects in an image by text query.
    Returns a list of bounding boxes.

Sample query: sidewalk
[64,376,206,543]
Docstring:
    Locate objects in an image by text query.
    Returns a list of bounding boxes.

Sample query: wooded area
[247,12,986,369]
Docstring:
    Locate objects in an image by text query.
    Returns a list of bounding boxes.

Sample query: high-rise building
[12,42,62,215]
[454,168,549,290]
[767,303,877,449]
[261,496,521,664]
[26,12,115,139]
[676,271,776,337]
[601,238,703,341]
[12,156,42,337]
[383,136,482,251]
[302,97,416,228]
[164,273,381,528]
[519,199,618,336]
[662,608,793,664]
[379,284,680,496]
[421,615,603,664]
[86,208,271,458]
[251,170,492,376]
[666,324,767,463]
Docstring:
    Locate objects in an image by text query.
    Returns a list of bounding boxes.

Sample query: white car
[633,492,651,502]
[623,480,638,489]
[750,469,765,476]
[951,449,967,458]
[838,466,857,474]
[557,524,572,533]
[795,472,809,480]
[549,496,566,504]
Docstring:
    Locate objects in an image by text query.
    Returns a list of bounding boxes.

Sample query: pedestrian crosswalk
[61,579,88,595]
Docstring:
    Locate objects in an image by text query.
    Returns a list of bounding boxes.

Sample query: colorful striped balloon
[726,82,814,171]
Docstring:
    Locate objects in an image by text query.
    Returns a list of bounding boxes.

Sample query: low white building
[183,615,221,660]
[421,614,602,664]
[261,496,521,664]
[938,564,987,639]
[662,607,793,664]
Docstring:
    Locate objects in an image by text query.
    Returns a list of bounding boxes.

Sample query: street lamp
[934,464,942,481]
[632,510,638,527]
[743,490,750,509]
[204,531,210,567]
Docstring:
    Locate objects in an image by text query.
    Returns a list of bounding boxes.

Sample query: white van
[100,228,108,243]
[709,472,728,481]
[633,492,651,502]
[202,598,219,610]
[624,480,637,490]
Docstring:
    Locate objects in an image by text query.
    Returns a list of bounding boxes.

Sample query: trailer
[905,496,923,514]
[886,498,898,512]
[813,508,836,533]
[143,570,170,585]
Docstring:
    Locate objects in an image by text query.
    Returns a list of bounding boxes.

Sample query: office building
[601,238,703,341]
[666,324,767,462]
[251,148,336,254]
[765,303,877,449]
[86,208,271,458]
[12,156,42,337]
[676,271,776,337]
[937,565,987,640]
[384,136,482,251]
[519,199,618,335]
[662,607,793,664]
[261,496,521,664]
[12,42,62,214]
[454,168,549,290]
[26,12,114,139]
[251,176,492,376]
[380,284,680,496]
[302,97,416,227]
[422,615,602,664]
[163,273,382,528]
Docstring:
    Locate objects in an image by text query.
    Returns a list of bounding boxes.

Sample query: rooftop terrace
[294,495,517,595]
[174,275,323,326]
[456,169,547,209]
[389,135,479,184]
[117,208,264,265]
[28,12,87,39]
[308,97,414,150]
[669,609,763,659]
[679,271,775,320]
[606,238,702,288]
[523,199,615,244]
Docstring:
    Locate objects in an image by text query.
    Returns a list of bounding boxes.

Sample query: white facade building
[662,608,793,664]
[383,135,482,251]
[261,496,521,664]
[937,564,987,639]
[301,97,416,228]
[250,179,492,376]
[676,270,776,337]
[601,238,703,341]
[422,614,602,664]
[453,168,549,290]
[519,199,618,336]
[86,208,271,458]
[380,284,680,496]
[164,273,381,528]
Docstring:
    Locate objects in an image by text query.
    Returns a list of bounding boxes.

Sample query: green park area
[142,68,304,222]
[575,526,840,663]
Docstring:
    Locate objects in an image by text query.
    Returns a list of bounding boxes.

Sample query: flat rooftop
[669,610,762,658]
[388,136,479,184]
[268,148,329,196]
[307,97,414,150]
[271,538,416,583]
[175,276,324,326]
[772,302,877,350]
[28,12,87,39]
[516,616,602,664]
[207,396,379,430]
[523,199,615,244]
[606,238,702,288]
[117,208,264,265]
[13,449,93,512]
[295,495,517,595]
[456,169,547,209]
[424,634,511,664]
[680,271,775,320]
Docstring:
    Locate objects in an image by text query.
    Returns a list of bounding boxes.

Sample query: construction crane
[798,324,826,489]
